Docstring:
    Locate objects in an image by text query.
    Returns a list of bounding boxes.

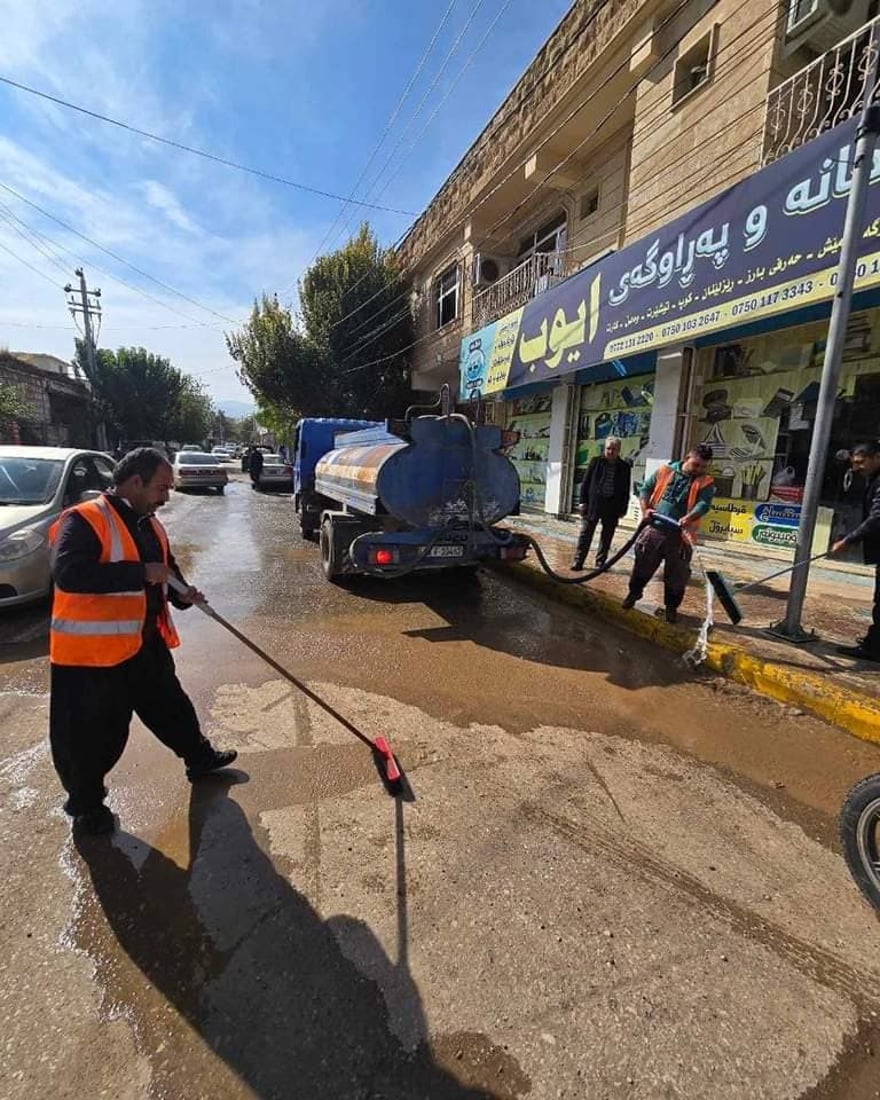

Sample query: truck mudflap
[346,528,530,574]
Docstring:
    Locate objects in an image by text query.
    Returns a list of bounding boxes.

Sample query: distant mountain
[216,399,255,418]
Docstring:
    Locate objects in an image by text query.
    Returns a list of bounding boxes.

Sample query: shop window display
[570,376,655,510]
[505,392,553,510]
[693,309,880,551]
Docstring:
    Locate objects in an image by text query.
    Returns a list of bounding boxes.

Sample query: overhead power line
[0,201,70,275]
[339,5,778,375]
[0,199,218,326]
[308,0,460,264]
[0,239,64,289]
[333,6,774,365]
[473,2,776,252]
[0,319,75,330]
[336,0,517,250]
[322,0,492,259]
[0,74,418,216]
[0,180,236,323]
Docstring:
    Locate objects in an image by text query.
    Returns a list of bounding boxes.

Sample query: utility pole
[773,30,880,642]
[64,268,107,450]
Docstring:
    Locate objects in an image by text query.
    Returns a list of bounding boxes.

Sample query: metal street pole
[65,267,105,450]
[774,32,880,642]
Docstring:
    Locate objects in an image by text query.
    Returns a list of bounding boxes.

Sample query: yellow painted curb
[497,561,880,746]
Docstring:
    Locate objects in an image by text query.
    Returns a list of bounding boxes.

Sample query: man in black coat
[248,447,264,489]
[571,436,632,571]
[831,440,880,661]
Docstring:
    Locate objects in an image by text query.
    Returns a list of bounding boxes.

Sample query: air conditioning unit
[471,253,509,288]
[784,0,872,55]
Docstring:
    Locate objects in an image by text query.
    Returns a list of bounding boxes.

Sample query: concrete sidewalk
[500,514,880,744]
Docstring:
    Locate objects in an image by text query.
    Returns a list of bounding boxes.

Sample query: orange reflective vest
[48,495,180,667]
[649,465,714,544]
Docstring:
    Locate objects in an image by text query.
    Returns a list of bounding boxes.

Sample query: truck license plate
[429,545,464,558]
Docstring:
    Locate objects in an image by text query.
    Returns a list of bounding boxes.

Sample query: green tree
[0,381,28,430]
[226,225,413,420]
[76,342,188,442]
[254,401,297,448]
[234,413,256,443]
[226,295,327,417]
[166,377,214,445]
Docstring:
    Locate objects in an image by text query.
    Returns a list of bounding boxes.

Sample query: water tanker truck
[292,408,530,581]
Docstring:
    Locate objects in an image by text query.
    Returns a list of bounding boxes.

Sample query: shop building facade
[397,0,880,551]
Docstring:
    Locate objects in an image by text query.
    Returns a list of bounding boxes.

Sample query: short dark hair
[113,447,171,487]
[852,441,880,458]
[690,443,713,462]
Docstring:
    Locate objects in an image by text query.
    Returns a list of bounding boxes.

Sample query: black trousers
[628,525,693,611]
[49,632,210,814]
[574,505,619,565]
[866,565,880,653]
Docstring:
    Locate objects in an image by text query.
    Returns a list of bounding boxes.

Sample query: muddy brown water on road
[26,479,880,1099]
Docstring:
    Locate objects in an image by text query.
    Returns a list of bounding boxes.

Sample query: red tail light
[375,549,394,566]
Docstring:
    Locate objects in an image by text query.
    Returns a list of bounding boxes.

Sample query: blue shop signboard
[460,116,880,400]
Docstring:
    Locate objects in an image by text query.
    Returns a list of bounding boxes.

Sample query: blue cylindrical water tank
[314,416,519,529]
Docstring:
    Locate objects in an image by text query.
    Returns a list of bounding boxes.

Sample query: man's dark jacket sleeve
[845,476,880,545]
[578,457,600,506]
[52,512,191,610]
[52,514,145,593]
[618,462,632,517]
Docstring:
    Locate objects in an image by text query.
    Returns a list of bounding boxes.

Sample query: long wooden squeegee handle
[167,575,374,750]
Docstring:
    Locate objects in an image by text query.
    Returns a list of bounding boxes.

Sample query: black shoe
[622,593,637,611]
[186,748,238,781]
[835,645,880,662]
[665,608,679,625]
[74,805,115,835]
[570,559,585,571]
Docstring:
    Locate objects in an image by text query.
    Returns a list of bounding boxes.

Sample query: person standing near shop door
[571,437,632,571]
[830,441,880,662]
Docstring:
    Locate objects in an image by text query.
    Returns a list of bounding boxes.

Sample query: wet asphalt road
[2,474,880,1099]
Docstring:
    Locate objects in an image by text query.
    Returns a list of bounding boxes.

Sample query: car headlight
[0,528,46,562]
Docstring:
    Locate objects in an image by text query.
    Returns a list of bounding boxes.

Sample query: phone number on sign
[731,280,815,319]
[659,309,722,340]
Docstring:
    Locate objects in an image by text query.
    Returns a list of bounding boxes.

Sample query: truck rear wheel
[320,519,341,582]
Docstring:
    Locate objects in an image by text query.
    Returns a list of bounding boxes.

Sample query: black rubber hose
[517,519,649,585]
[451,409,649,586]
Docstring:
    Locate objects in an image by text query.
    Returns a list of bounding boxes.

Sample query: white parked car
[0,446,117,607]
[172,451,228,494]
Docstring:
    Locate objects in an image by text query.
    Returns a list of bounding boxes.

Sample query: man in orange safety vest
[49,447,236,835]
[622,444,716,624]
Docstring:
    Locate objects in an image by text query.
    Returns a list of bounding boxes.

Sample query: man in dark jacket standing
[248,446,264,489]
[831,441,880,661]
[571,437,632,571]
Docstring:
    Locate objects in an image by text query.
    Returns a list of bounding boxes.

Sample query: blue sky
[0,0,572,404]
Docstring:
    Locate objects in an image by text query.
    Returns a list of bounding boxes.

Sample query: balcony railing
[763,16,880,165]
[472,251,569,329]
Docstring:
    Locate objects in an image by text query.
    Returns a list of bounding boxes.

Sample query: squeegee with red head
[168,577,403,796]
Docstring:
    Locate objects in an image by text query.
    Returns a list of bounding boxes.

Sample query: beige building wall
[398,0,808,391]
[565,122,632,271]
[625,0,780,243]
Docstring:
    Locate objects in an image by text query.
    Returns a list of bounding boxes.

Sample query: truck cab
[293,417,383,539]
